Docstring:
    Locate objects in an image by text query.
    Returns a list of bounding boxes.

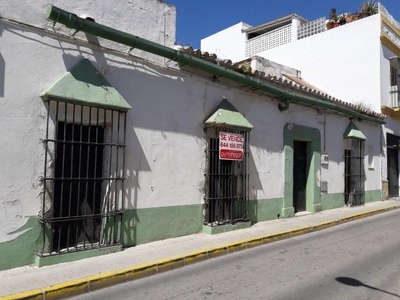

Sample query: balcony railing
[298,17,326,40]
[245,24,291,57]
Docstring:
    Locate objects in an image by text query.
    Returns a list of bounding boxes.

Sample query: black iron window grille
[204,126,250,226]
[344,139,365,206]
[39,100,127,256]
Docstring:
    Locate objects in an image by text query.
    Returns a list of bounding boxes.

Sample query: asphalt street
[72,210,400,300]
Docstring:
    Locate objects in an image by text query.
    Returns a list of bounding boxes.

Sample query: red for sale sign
[219,132,244,161]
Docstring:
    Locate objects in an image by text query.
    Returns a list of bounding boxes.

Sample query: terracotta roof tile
[181,47,386,121]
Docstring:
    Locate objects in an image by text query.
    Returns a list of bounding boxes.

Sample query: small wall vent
[321,154,329,165]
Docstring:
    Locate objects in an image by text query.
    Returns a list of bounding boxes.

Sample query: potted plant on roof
[345,12,354,23]
[326,8,337,30]
[352,11,360,21]
[333,15,340,28]
[360,1,378,19]
[366,1,378,15]
[339,14,346,26]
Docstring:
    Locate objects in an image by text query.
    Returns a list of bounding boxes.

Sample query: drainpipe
[46,6,385,125]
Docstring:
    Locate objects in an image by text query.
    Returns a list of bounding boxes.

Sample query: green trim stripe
[122,204,203,246]
[249,198,283,222]
[0,217,41,271]
[321,193,345,211]
[321,190,381,210]
[283,124,321,217]
[365,190,382,203]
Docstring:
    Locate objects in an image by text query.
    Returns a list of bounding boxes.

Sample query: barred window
[344,139,365,206]
[204,127,250,226]
[39,101,126,256]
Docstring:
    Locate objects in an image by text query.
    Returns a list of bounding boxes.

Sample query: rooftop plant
[360,1,378,15]
[329,8,338,22]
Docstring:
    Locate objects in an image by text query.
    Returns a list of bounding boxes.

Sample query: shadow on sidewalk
[335,276,400,298]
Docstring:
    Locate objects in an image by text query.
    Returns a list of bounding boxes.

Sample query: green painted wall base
[249,198,283,222]
[313,203,322,212]
[35,245,122,267]
[321,193,345,211]
[122,205,203,246]
[0,190,382,271]
[202,221,252,235]
[282,207,295,218]
[0,216,41,271]
[365,190,381,203]
[321,190,381,210]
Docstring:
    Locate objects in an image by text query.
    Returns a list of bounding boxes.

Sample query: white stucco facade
[1,0,176,64]
[200,22,251,63]
[260,15,382,112]
[257,11,400,193]
[202,4,400,198]
[0,0,175,244]
[0,0,385,271]
[380,43,397,108]
[200,6,397,114]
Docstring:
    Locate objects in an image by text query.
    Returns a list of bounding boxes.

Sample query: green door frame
[283,124,322,217]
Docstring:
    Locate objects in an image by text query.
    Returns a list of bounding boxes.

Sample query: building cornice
[381,106,400,120]
[381,15,400,56]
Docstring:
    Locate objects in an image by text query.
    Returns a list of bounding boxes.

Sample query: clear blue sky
[165,0,400,48]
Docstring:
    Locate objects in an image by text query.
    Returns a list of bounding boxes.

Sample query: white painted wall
[259,14,382,112]
[200,22,251,63]
[357,121,382,192]
[291,18,300,41]
[278,106,380,194]
[1,0,176,64]
[0,0,175,242]
[380,43,397,184]
[380,44,396,107]
[0,14,382,243]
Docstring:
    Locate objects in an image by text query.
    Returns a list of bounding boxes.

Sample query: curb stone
[3,205,399,300]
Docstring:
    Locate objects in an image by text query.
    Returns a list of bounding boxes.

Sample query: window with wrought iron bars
[344,139,365,206]
[39,100,127,256]
[204,127,250,226]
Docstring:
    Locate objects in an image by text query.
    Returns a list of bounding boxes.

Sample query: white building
[0,0,386,271]
[202,3,400,199]
[201,13,311,63]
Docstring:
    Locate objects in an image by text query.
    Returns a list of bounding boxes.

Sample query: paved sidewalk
[1,199,400,299]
